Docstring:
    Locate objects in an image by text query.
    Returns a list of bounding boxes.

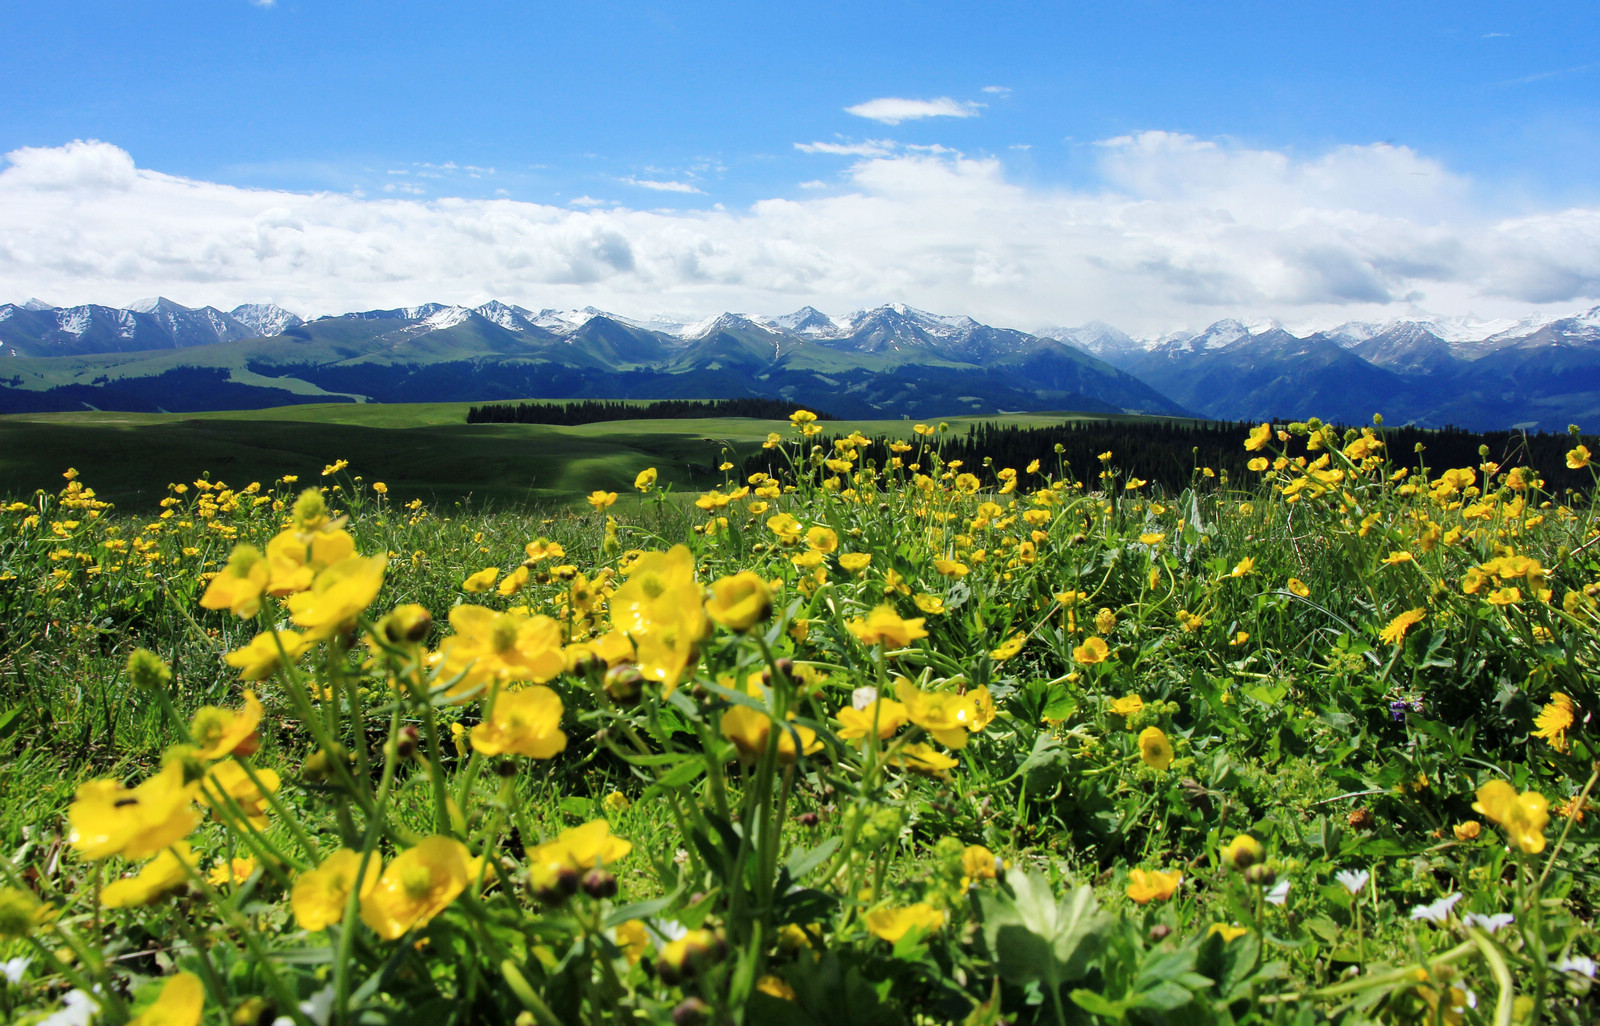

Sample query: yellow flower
[720,705,822,764]
[931,558,969,577]
[292,849,380,932]
[199,543,269,617]
[224,630,311,681]
[634,467,658,492]
[1208,923,1248,942]
[128,971,204,1026]
[434,606,567,694]
[805,526,839,553]
[189,691,264,760]
[989,632,1026,661]
[1072,636,1109,665]
[898,680,980,748]
[613,919,650,962]
[102,844,199,908]
[757,975,797,1001]
[1287,577,1310,598]
[1472,780,1549,854]
[1532,692,1575,753]
[206,857,257,888]
[1109,694,1144,717]
[865,903,945,944]
[839,553,872,574]
[200,761,280,830]
[360,836,475,940]
[1453,820,1482,841]
[462,567,500,593]
[889,742,960,775]
[588,490,618,510]
[1379,607,1426,645]
[1125,868,1182,904]
[1567,445,1591,469]
[1247,457,1269,472]
[1381,550,1414,566]
[1137,727,1174,770]
[1139,532,1166,544]
[912,592,945,614]
[526,820,633,875]
[470,685,568,758]
[286,555,387,640]
[497,565,530,597]
[846,605,928,648]
[961,845,1001,885]
[1230,557,1255,577]
[1221,834,1264,869]
[1244,422,1272,451]
[68,761,199,860]
[836,698,909,740]
[705,571,772,632]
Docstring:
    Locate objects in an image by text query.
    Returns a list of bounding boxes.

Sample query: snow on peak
[56,306,94,336]
[230,303,304,337]
[474,301,531,332]
[422,306,473,330]
[126,297,165,314]
[21,297,53,311]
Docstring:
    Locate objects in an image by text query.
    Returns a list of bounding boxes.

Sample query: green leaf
[977,870,1108,992]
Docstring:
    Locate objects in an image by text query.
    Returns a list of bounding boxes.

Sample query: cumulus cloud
[844,97,981,124]
[3,136,1599,334]
[795,140,896,157]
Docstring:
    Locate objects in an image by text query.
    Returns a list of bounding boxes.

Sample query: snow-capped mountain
[229,303,305,338]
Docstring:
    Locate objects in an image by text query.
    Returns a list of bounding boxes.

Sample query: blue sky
[2,1,1598,331]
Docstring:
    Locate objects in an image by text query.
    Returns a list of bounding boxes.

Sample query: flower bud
[395,726,419,760]
[1222,834,1264,871]
[1244,864,1276,888]
[382,603,432,644]
[1149,924,1172,942]
[604,665,645,707]
[671,998,710,1026]
[581,868,618,899]
[126,648,172,691]
[796,811,820,828]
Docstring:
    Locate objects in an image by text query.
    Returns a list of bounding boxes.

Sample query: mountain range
[4,296,1600,429]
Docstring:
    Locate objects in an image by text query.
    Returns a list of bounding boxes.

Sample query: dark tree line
[465,397,838,426]
[740,417,1600,496]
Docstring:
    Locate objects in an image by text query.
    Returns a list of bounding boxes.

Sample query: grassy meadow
[0,407,1596,1025]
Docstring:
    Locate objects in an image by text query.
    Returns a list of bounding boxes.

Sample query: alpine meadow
[4,2,1600,1024]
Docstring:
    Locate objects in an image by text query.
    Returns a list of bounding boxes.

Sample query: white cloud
[3,136,1599,334]
[981,85,1012,96]
[844,97,981,124]
[619,177,703,194]
[568,195,607,207]
[795,140,895,157]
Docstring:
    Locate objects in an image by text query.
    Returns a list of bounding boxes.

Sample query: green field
[0,402,1132,509]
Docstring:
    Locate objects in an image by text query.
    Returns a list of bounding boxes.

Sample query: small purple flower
[1389,700,1408,722]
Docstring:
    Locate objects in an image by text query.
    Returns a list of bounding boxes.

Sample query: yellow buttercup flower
[1453,820,1482,841]
[462,567,500,593]
[292,849,380,932]
[360,836,475,940]
[805,526,839,553]
[102,843,199,908]
[865,903,945,944]
[1472,780,1549,854]
[189,690,264,760]
[1244,423,1272,451]
[897,680,980,749]
[1125,868,1182,904]
[705,571,772,633]
[634,467,658,492]
[68,761,200,860]
[839,552,872,574]
[1286,577,1310,598]
[757,975,797,1001]
[470,685,568,759]
[1138,726,1174,770]
[1073,636,1109,665]
[434,606,567,694]
[200,761,280,831]
[1567,444,1591,469]
[128,971,204,1026]
[587,490,618,510]
[224,630,311,681]
[526,819,633,875]
[1208,923,1248,942]
[961,845,1002,887]
[836,698,909,740]
[1109,694,1144,717]
[1230,557,1255,577]
[889,742,960,775]
[206,857,257,888]
[286,554,387,640]
[847,605,928,648]
[199,543,269,617]
[720,705,822,764]
[989,632,1026,661]
[1221,834,1264,870]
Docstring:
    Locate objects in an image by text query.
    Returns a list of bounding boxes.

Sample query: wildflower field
[0,411,1596,1025]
